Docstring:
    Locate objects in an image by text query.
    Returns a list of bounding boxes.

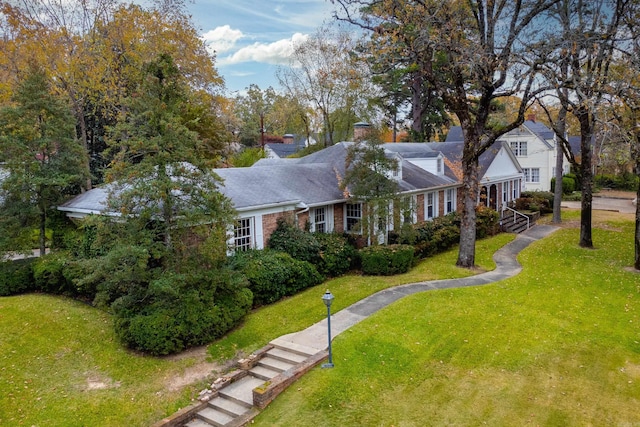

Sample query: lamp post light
[322,289,335,368]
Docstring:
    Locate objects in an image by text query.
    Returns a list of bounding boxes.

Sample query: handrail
[502,205,530,230]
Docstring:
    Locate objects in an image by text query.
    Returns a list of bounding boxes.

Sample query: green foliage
[594,173,639,191]
[517,191,554,214]
[314,232,358,277]
[0,258,36,296]
[551,175,577,194]
[105,54,235,266]
[360,244,414,275]
[32,252,74,295]
[0,66,86,254]
[113,269,252,356]
[231,250,323,307]
[230,147,267,167]
[408,213,461,258]
[474,205,500,239]
[267,218,321,264]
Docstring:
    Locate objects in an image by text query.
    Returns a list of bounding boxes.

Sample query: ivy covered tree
[0,67,86,256]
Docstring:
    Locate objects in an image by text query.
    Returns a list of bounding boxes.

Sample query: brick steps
[174,343,325,427]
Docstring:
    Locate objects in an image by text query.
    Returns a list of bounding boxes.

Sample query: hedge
[113,270,253,356]
[231,249,324,306]
[0,258,36,296]
[360,244,414,276]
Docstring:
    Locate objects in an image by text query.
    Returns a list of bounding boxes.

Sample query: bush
[595,173,639,191]
[267,218,321,264]
[0,258,36,296]
[314,232,358,277]
[518,191,554,214]
[231,250,323,306]
[551,175,577,194]
[113,269,253,356]
[360,244,414,275]
[475,205,500,239]
[32,252,75,295]
[411,213,460,258]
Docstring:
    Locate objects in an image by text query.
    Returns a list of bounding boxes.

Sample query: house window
[314,207,326,233]
[345,203,362,233]
[437,158,443,174]
[234,218,253,251]
[510,141,528,156]
[502,183,508,203]
[445,188,456,214]
[523,168,540,183]
[425,192,436,220]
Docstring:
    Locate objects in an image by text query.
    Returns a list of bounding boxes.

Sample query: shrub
[411,213,460,258]
[267,218,321,264]
[231,250,323,306]
[314,232,358,277]
[519,191,554,214]
[475,205,500,239]
[0,258,36,296]
[360,244,414,275]
[551,175,577,194]
[32,252,75,295]
[113,269,253,356]
[595,173,639,191]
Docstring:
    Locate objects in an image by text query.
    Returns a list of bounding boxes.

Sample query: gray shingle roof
[446,121,555,147]
[59,141,464,217]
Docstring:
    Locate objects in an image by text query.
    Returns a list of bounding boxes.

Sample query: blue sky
[187,0,336,94]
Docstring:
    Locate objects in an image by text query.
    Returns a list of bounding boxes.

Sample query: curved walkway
[272,224,559,353]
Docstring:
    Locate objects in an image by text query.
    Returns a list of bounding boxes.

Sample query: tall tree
[277,27,377,146]
[539,0,628,248]
[0,67,86,255]
[104,54,234,267]
[341,128,399,244]
[0,0,224,188]
[333,0,559,267]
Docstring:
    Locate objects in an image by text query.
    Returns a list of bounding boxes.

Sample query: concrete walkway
[272,224,559,354]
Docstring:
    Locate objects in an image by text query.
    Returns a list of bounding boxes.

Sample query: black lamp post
[322,289,335,368]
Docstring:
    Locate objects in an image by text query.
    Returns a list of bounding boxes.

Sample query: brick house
[58,140,524,250]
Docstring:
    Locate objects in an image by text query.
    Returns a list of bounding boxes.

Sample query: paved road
[562,196,636,214]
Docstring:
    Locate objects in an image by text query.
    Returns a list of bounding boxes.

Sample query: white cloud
[202,25,244,54]
[217,33,309,66]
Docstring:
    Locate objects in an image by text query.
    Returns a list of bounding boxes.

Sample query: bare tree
[277,27,376,146]
[332,0,559,267]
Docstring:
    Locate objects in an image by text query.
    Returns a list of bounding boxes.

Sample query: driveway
[562,196,636,214]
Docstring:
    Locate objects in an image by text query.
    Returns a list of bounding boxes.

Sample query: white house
[447,119,570,192]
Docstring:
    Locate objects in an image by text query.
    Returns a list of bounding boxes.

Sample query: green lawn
[0,295,204,427]
[253,211,640,426]
[5,210,638,426]
[0,232,513,426]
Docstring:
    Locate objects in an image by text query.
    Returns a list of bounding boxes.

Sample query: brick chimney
[283,134,294,144]
[353,122,371,141]
[527,113,536,122]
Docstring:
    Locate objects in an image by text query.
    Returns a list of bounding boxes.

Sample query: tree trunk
[634,135,640,270]
[578,109,593,248]
[39,204,46,257]
[635,180,640,270]
[457,149,479,268]
[552,107,567,224]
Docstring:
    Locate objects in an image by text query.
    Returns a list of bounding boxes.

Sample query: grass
[0,295,206,427]
[0,232,513,426]
[207,233,515,362]
[252,211,640,426]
